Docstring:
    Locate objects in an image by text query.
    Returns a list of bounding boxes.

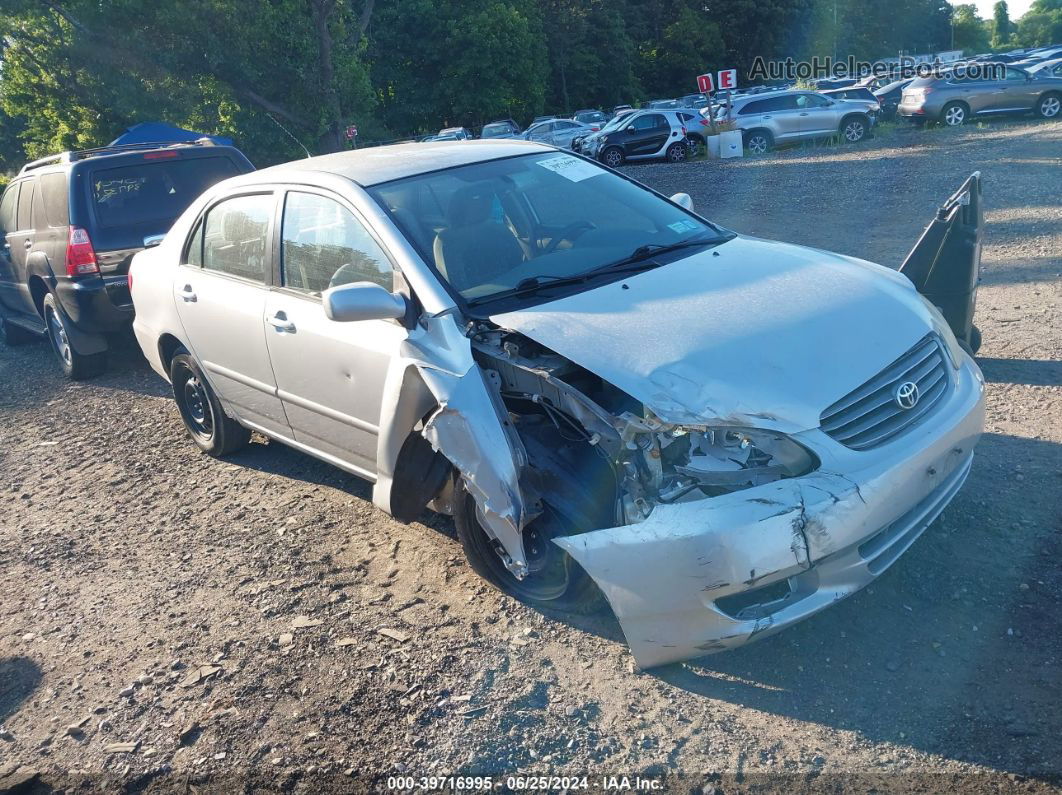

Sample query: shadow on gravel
[978,357,1062,387]
[638,431,1062,779]
[0,656,43,726]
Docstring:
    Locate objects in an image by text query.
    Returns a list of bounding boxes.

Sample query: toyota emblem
[894,381,920,410]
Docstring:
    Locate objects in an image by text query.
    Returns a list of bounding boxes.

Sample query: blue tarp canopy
[109,122,233,147]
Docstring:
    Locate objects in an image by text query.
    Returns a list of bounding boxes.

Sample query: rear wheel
[1036,93,1061,119]
[42,293,106,380]
[1,316,38,346]
[941,102,967,126]
[169,348,250,456]
[666,142,688,162]
[601,146,625,168]
[744,130,772,154]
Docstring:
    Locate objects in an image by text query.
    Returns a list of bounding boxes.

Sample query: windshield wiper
[466,233,732,307]
[597,233,730,272]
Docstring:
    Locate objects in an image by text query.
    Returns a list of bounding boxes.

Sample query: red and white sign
[345,124,358,140]
[696,73,714,94]
[717,69,737,90]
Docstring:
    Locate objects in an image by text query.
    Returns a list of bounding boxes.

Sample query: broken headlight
[654,426,818,501]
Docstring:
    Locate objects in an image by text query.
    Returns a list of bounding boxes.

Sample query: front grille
[820,334,950,450]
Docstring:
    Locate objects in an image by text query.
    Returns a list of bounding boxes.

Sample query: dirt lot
[1,119,1060,793]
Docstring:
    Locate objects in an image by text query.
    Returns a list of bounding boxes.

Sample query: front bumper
[555,356,985,668]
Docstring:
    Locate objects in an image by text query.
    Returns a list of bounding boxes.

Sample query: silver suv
[714,90,875,154]
[898,65,1062,125]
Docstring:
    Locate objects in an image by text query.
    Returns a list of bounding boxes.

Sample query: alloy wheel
[944,105,965,126]
[603,148,623,167]
[1040,96,1061,118]
[668,144,687,162]
[46,307,72,367]
[747,135,768,154]
[844,121,865,141]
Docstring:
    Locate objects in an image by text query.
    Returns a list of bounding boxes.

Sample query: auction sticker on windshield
[536,154,600,182]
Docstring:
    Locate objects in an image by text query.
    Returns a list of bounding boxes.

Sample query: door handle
[799,112,810,116]
[267,312,295,333]
[762,115,772,119]
[179,285,197,302]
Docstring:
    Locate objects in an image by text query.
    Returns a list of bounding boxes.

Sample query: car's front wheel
[666,142,688,162]
[42,293,106,380]
[454,482,602,613]
[840,116,867,143]
[1036,93,1061,119]
[169,348,250,456]
[600,146,625,168]
[941,101,968,126]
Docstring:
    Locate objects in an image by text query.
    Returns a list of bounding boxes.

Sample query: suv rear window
[89,156,242,230]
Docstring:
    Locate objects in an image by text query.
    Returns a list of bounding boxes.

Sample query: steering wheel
[543,220,596,255]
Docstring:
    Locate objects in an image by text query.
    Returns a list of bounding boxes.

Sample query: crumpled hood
[492,235,937,434]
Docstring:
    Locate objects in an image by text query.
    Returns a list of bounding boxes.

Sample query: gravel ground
[1,119,1060,793]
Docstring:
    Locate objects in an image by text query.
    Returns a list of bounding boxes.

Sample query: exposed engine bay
[466,321,818,567]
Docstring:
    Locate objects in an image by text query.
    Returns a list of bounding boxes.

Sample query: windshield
[481,124,510,137]
[369,152,728,306]
[598,114,632,133]
[576,112,606,123]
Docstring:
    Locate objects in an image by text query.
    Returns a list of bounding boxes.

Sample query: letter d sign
[718,69,737,90]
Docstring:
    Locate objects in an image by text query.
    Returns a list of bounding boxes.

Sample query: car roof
[245,140,554,187]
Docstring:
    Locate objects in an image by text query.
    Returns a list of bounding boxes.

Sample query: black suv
[0,140,254,378]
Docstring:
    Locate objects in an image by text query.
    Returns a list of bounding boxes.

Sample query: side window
[201,193,273,282]
[740,100,766,115]
[39,173,70,227]
[631,113,665,131]
[281,192,393,295]
[0,183,19,238]
[805,94,830,107]
[16,179,36,231]
[1005,68,1026,81]
[185,220,204,267]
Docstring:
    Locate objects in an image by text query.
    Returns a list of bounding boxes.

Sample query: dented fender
[371,313,534,573]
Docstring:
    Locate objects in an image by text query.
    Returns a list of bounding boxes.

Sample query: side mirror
[626,125,636,132]
[670,193,694,211]
[144,234,165,248]
[324,281,408,323]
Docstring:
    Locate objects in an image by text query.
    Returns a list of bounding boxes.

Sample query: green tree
[1015,0,1062,46]
[370,0,548,133]
[992,0,1013,46]
[0,0,377,164]
[952,4,991,52]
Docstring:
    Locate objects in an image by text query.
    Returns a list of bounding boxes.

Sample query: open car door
[899,171,983,354]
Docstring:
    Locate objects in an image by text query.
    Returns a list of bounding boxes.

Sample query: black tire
[169,348,250,456]
[941,101,968,127]
[42,292,106,380]
[961,325,983,357]
[666,142,688,162]
[743,129,773,154]
[1035,92,1061,120]
[840,115,867,143]
[600,146,625,168]
[454,483,602,613]
[1,316,39,346]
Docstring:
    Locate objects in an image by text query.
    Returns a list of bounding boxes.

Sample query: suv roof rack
[19,138,218,175]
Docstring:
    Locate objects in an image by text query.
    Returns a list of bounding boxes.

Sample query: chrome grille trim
[820,334,951,450]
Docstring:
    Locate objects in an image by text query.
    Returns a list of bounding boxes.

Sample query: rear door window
[199,193,274,283]
[89,156,242,231]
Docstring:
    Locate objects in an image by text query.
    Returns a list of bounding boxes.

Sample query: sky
[951,0,1034,19]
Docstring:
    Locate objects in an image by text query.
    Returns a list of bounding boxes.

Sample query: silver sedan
[129,141,984,668]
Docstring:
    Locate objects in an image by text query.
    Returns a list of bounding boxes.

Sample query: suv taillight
[66,227,100,276]
[681,125,687,136]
